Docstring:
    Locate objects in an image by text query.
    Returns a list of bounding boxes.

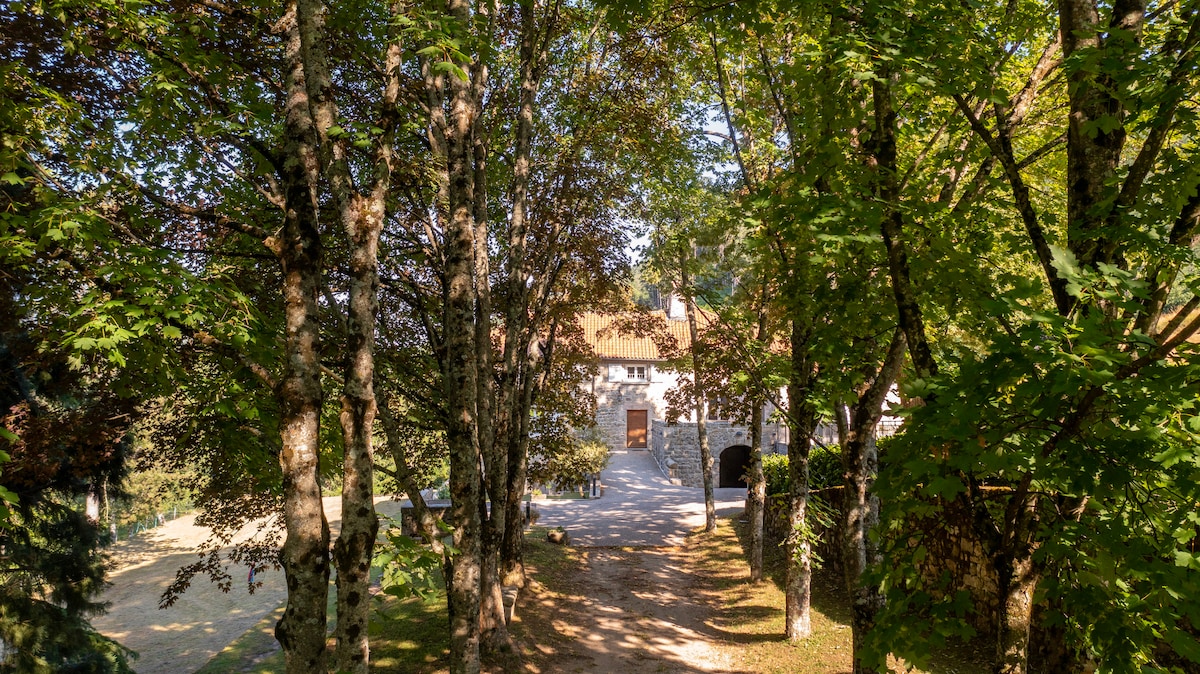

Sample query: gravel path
[92,450,743,673]
[533,449,746,547]
[92,497,404,674]
[521,452,753,673]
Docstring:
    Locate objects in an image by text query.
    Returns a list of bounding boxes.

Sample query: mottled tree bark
[841,329,905,674]
[332,255,382,672]
[871,70,937,382]
[746,289,770,582]
[785,319,819,641]
[273,6,330,671]
[746,394,767,582]
[499,0,545,590]
[1059,0,1142,272]
[995,549,1041,674]
[500,333,547,590]
[295,1,403,666]
[441,3,484,672]
[680,251,715,532]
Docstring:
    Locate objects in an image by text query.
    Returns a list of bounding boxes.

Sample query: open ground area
[91,497,406,674]
[91,452,988,673]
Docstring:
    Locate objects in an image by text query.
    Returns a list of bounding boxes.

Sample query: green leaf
[73,337,97,350]
[1173,551,1200,570]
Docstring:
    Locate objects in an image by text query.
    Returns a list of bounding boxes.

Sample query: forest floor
[93,447,989,673]
[513,519,991,674]
[160,517,990,674]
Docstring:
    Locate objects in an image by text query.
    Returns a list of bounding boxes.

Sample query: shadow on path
[534,450,746,547]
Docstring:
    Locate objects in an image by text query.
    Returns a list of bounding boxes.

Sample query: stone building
[579,304,789,489]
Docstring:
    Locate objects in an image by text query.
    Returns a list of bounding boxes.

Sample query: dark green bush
[761,443,843,496]
[762,453,790,496]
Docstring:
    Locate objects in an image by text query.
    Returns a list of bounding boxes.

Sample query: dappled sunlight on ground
[92,497,406,674]
[535,449,746,547]
[517,544,755,674]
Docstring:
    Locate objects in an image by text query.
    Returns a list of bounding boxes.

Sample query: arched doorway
[718,445,751,488]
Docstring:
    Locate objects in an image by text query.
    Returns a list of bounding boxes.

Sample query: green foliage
[0,498,136,674]
[791,495,835,571]
[373,515,452,605]
[762,453,790,496]
[762,444,842,496]
[0,444,15,527]
[113,455,196,536]
[873,307,1200,671]
[374,419,448,497]
[0,354,136,672]
[528,425,611,490]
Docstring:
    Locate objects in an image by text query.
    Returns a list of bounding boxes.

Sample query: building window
[626,365,647,381]
[706,396,735,422]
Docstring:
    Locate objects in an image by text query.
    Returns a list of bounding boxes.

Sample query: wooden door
[626,410,648,448]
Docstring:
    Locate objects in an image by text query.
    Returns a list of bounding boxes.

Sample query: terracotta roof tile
[578,311,698,361]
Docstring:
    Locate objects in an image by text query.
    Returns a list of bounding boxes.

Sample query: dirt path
[91,498,404,674]
[90,452,745,673]
[513,451,752,673]
[518,544,745,674]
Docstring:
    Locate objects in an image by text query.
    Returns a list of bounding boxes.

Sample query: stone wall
[764,489,999,638]
[764,491,844,576]
[650,421,787,487]
[591,363,675,453]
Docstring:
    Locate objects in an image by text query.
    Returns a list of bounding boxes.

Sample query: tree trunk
[331,200,383,673]
[785,319,818,641]
[85,479,102,524]
[746,394,766,582]
[681,252,715,532]
[479,536,513,663]
[273,6,331,672]
[499,399,527,587]
[871,70,937,381]
[445,200,484,674]
[994,552,1040,674]
[841,329,905,674]
[498,0,545,590]
[843,431,884,674]
[465,11,513,660]
[293,1,397,666]
[501,343,540,586]
[442,2,484,671]
[100,476,115,540]
[747,286,771,581]
[1059,0,1140,273]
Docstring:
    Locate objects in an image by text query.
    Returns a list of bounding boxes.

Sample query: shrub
[761,443,843,496]
[529,426,610,490]
[763,453,790,496]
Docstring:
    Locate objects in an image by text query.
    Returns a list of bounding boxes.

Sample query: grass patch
[710,514,990,674]
[691,518,859,674]
[193,604,285,674]
[194,570,450,673]
[195,519,988,674]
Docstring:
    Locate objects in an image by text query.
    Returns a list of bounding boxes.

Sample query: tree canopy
[4,0,1200,672]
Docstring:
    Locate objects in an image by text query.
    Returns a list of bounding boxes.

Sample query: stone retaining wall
[650,421,787,487]
[764,489,998,637]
